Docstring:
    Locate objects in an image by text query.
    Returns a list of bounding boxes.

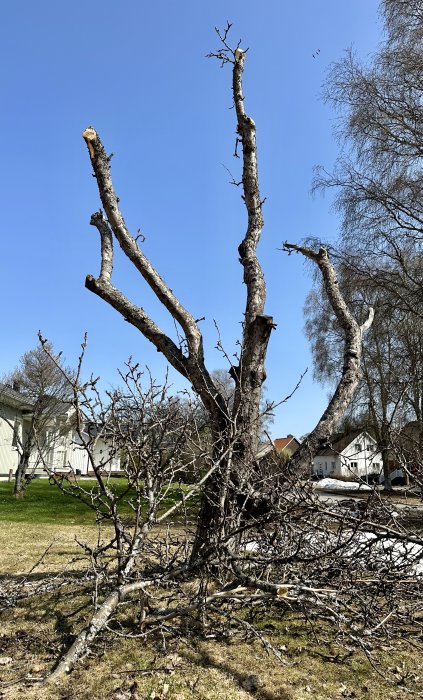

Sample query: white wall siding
[1,401,120,477]
[67,443,90,474]
[0,407,19,474]
[312,432,383,482]
[67,434,121,474]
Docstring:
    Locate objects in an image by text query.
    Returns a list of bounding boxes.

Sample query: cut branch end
[82,127,97,159]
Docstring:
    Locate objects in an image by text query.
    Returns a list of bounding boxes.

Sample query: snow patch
[315,478,371,493]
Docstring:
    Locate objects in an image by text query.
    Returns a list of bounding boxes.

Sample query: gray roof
[42,398,73,417]
[315,429,373,457]
[0,383,34,411]
[255,441,275,461]
[0,383,72,417]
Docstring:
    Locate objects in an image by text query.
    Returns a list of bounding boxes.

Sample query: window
[373,462,380,470]
[350,461,358,470]
[354,443,362,452]
[367,444,374,452]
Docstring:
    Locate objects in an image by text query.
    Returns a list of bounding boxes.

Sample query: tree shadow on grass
[0,569,84,583]
[181,646,293,700]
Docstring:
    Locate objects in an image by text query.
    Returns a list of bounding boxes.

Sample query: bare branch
[283,243,374,469]
[82,127,203,360]
[90,210,113,282]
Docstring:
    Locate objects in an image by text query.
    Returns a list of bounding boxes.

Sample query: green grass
[1,485,422,699]
[0,478,198,525]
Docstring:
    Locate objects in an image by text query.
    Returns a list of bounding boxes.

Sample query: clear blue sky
[0,0,380,439]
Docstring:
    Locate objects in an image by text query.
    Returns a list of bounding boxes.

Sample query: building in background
[0,384,120,478]
[311,430,382,482]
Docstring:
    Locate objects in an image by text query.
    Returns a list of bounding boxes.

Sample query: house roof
[0,383,34,412]
[315,429,374,457]
[274,435,300,452]
[0,383,72,417]
[43,399,73,417]
[255,440,275,461]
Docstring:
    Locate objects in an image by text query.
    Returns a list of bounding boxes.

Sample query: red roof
[274,436,298,452]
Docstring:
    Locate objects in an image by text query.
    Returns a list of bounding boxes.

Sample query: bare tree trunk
[82,41,273,565]
[190,45,274,561]
[45,580,152,684]
[82,34,373,567]
[380,421,393,491]
[13,443,32,498]
[40,30,379,684]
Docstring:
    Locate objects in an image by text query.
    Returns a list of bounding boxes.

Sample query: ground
[0,481,422,699]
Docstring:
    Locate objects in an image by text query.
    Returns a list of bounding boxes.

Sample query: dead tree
[81,28,373,563]
[5,28,421,691]
[26,365,422,687]
[22,353,420,689]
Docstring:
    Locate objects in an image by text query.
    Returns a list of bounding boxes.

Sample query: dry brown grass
[1,523,422,700]
[0,522,93,575]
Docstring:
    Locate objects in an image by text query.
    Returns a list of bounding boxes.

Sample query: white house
[0,384,34,476]
[311,430,383,482]
[0,384,120,478]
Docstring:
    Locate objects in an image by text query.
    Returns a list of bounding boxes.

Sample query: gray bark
[82,47,372,561]
[45,580,152,684]
[83,47,274,563]
[13,443,32,497]
[283,244,374,473]
[43,36,377,685]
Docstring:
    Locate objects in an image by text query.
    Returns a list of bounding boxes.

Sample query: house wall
[68,433,121,475]
[0,406,20,474]
[91,437,120,472]
[1,403,121,477]
[312,432,383,481]
[28,426,78,474]
[67,442,90,474]
[312,456,340,478]
[336,435,382,480]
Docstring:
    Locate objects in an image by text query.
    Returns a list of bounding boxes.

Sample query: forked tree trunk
[42,30,377,685]
[82,44,273,563]
[81,40,374,562]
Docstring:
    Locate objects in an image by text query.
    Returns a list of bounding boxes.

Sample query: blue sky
[0,0,380,438]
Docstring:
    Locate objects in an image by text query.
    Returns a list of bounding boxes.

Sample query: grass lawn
[0,482,422,699]
[0,478,197,526]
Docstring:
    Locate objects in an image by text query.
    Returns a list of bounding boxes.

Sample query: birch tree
[315,0,423,317]
[309,0,423,488]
